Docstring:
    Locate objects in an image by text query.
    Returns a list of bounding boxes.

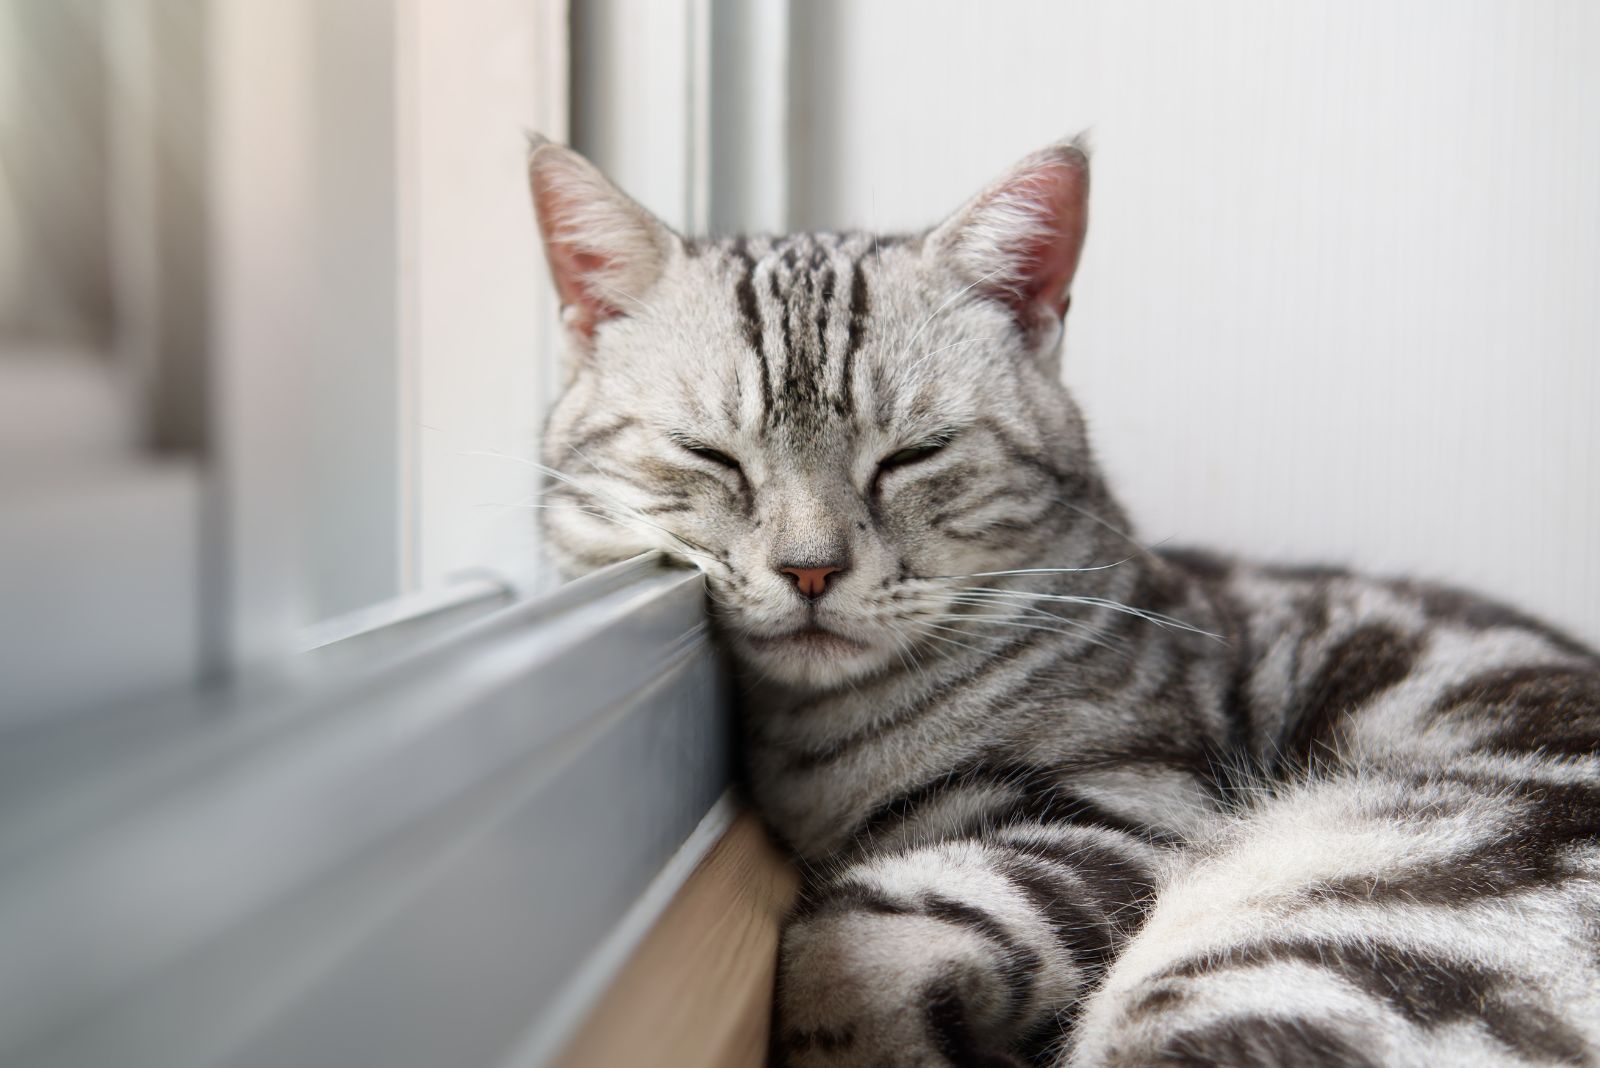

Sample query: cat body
[528,137,1600,1066]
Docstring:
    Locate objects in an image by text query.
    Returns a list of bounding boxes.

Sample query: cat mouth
[748,626,868,654]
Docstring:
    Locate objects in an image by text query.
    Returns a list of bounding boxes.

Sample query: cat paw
[774,911,1025,1067]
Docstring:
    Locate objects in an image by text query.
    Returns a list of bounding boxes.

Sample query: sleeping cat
[527,135,1600,1067]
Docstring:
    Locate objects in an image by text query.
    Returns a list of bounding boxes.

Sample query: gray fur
[529,138,1600,1067]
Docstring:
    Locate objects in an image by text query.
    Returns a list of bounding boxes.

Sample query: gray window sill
[0,554,733,1068]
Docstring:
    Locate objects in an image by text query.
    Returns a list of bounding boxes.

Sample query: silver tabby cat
[527,136,1600,1067]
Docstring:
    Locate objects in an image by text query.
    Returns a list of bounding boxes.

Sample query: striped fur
[529,139,1600,1066]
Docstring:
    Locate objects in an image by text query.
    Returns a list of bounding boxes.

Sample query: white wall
[789,0,1600,643]
[404,0,567,597]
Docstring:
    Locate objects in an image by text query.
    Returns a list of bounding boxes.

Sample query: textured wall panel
[792,0,1600,643]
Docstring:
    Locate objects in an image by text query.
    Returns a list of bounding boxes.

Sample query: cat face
[530,138,1097,690]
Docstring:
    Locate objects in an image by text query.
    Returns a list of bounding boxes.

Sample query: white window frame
[0,2,787,1066]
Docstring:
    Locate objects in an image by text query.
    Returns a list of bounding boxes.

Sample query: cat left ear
[926,137,1090,341]
[528,136,681,342]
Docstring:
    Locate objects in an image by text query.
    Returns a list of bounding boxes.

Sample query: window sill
[0,554,733,1068]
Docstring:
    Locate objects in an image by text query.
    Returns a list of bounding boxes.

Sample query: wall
[789,0,1600,643]
[405,0,567,598]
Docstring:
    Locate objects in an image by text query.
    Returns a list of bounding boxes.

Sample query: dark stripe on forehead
[839,254,869,417]
[769,234,829,432]
[815,262,835,410]
[729,237,773,426]
[770,267,794,377]
[723,231,888,435]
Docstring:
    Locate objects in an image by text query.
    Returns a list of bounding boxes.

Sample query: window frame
[0,2,782,1064]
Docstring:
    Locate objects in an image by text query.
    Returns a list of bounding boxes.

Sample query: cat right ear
[527,136,680,341]
[925,137,1090,348]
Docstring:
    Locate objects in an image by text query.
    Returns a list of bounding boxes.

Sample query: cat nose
[778,564,844,600]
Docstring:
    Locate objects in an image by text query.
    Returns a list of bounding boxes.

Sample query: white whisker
[950,587,1222,639]
[897,266,1005,361]
[905,336,999,379]
[491,501,723,569]
[923,607,1130,658]
[934,556,1137,580]
[908,622,996,658]
[461,449,723,564]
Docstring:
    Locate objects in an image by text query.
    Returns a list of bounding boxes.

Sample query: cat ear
[528,136,680,340]
[926,137,1090,337]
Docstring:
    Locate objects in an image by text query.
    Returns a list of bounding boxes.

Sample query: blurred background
[4,0,1598,721]
[0,2,1597,1066]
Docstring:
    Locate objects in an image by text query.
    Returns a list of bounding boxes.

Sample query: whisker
[923,610,1130,658]
[904,336,998,379]
[462,450,721,561]
[495,500,722,569]
[932,556,1137,580]
[933,594,1092,622]
[879,617,926,677]
[897,266,1005,362]
[1055,499,1167,563]
[950,587,1222,639]
[879,612,932,676]
[591,279,660,318]
[562,445,725,559]
[908,622,998,658]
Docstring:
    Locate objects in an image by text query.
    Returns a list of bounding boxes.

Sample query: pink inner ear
[546,242,617,338]
[533,179,622,338]
[990,159,1088,320]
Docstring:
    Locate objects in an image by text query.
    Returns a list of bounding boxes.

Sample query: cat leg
[1068,768,1600,1067]
[773,822,1166,1067]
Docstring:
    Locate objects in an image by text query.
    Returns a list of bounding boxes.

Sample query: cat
[527,134,1600,1067]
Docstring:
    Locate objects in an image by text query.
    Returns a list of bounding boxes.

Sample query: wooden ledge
[555,811,799,1068]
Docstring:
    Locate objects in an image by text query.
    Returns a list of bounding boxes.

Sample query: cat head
[529,137,1112,691]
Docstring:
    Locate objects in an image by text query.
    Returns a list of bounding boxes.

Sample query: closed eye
[878,437,951,471]
[674,437,742,472]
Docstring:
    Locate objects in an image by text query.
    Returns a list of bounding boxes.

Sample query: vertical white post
[709,0,791,233]
[405,0,570,595]
[572,0,696,231]
[686,0,713,234]
[303,0,403,619]
[206,0,316,669]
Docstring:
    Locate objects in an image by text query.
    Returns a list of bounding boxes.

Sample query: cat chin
[734,629,896,689]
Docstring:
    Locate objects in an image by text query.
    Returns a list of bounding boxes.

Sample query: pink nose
[780,565,843,600]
